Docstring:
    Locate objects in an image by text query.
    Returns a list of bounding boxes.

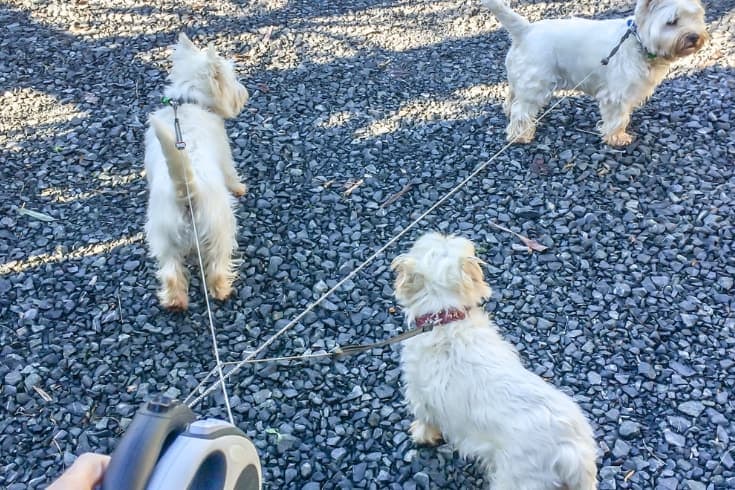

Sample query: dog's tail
[150,115,196,200]
[553,441,598,490]
[480,0,530,39]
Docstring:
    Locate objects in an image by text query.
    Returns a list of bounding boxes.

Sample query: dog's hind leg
[506,96,542,144]
[200,195,238,301]
[146,199,190,310]
[503,87,514,117]
[157,258,189,310]
[504,77,552,144]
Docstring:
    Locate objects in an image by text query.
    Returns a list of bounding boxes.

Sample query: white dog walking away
[393,233,598,489]
[482,0,708,146]
[144,33,249,310]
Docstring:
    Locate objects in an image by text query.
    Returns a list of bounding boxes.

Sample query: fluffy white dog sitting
[145,33,249,310]
[392,233,598,489]
[482,0,708,146]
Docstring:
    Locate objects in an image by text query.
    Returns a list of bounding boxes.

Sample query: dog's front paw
[511,133,534,144]
[603,131,633,147]
[230,182,247,198]
[410,420,444,447]
[507,126,535,144]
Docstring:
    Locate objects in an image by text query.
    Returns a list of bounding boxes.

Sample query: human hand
[48,453,110,490]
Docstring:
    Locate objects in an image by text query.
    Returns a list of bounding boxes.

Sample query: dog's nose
[686,33,700,45]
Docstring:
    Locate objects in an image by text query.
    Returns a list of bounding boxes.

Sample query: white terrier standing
[393,233,598,489]
[482,0,708,146]
[144,33,249,310]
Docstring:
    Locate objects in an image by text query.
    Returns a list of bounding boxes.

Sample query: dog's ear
[391,255,424,299]
[636,0,660,13]
[177,33,198,51]
[207,45,232,84]
[459,257,492,301]
[205,48,247,118]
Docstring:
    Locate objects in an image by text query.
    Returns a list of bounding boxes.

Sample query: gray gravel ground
[1,0,734,488]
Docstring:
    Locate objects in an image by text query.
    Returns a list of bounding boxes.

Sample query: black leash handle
[101,397,196,490]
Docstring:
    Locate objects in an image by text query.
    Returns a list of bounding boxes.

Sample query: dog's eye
[666,18,679,26]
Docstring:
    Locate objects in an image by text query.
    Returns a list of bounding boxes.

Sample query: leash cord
[184,69,598,410]
[601,27,634,65]
[174,115,235,425]
[602,19,656,66]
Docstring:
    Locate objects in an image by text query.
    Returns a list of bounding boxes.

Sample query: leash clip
[161,96,187,150]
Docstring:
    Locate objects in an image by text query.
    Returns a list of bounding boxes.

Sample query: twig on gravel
[343,179,364,196]
[51,436,62,458]
[572,127,599,137]
[487,221,548,253]
[640,437,666,464]
[380,183,412,208]
[116,288,123,323]
[713,447,735,474]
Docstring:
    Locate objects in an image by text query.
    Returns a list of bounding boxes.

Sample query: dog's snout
[685,33,700,45]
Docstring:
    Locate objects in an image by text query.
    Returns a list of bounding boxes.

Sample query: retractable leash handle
[146,419,262,490]
[101,396,196,490]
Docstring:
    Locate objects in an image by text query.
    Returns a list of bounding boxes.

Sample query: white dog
[392,233,598,489]
[482,0,708,146]
[144,33,249,310]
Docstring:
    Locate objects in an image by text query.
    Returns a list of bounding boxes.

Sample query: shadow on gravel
[0,0,733,487]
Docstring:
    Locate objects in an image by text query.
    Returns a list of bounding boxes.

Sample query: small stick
[487,220,548,252]
[572,127,598,136]
[117,288,123,323]
[343,179,364,196]
[380,183,413,208]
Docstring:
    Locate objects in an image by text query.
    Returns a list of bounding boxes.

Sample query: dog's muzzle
[676,31,707,56]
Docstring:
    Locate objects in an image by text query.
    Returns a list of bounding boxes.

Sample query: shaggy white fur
[482,0,708,146]
[393,233,598,489]
[144,33,249,310]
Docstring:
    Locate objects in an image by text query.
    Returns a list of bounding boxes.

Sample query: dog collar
[414,308,468,332]
[161,96,198,106]
[627,19,658,60]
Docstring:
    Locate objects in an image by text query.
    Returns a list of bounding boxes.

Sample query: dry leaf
[33,385,53,402]
[256,83,270,93]
[520,236,548,252]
